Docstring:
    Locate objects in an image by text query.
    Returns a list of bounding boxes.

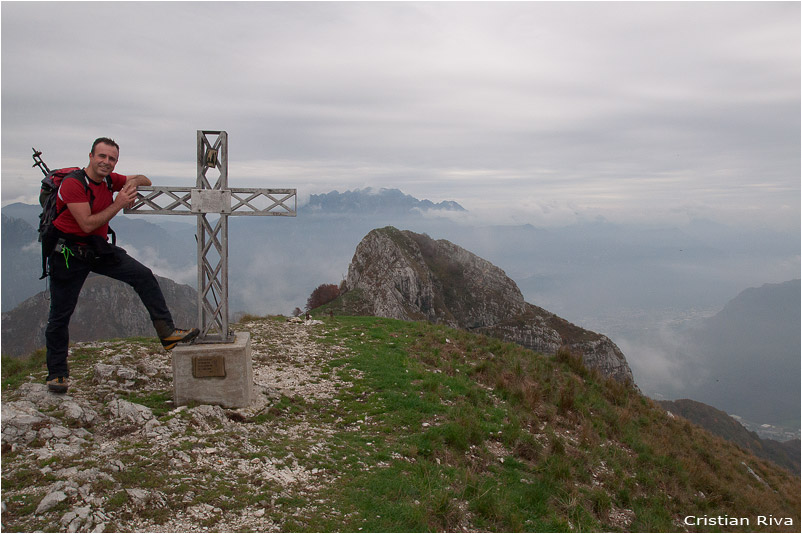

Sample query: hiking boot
[160,328,200,350]
[47,377,69,394]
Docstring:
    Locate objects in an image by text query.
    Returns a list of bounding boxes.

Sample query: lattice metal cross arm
[128,187,296,217]
[127,187,195,215]
[229,188,297,215]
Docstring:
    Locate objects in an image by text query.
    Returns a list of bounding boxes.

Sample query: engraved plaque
[191,189,231,214]
[192,355,226,378]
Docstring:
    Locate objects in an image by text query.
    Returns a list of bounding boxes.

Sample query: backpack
[38,168,114,279]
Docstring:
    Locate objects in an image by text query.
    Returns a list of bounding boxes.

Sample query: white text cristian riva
[684,515,794,527]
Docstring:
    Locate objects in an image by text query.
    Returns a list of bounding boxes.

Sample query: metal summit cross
[125,130,296,343]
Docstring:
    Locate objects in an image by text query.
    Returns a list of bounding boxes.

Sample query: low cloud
[117,243,196,287]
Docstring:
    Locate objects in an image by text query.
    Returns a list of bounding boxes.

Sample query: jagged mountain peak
[334,226,635,384]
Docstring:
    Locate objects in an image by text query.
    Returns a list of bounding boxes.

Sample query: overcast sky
[2,1,799,230]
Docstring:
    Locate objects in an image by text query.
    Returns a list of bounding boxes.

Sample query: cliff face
[1,275,197,357]
[345,228,527,328]
[344,227,635,384]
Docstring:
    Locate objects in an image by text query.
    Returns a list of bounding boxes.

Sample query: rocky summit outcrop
[1,319,358,532]
[1,275,197,357]
[343,227,635,384]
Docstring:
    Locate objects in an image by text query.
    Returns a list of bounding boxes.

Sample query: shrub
[306,283,340,311]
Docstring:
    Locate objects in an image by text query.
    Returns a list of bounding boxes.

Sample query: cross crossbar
[129,187,296,216]
[124,130,296,343]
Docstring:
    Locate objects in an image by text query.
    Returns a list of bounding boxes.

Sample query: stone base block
[172,332,252,408]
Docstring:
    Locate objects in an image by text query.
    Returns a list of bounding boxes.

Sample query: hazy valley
[2,188,799,437]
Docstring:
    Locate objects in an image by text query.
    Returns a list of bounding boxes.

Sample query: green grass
[1,349,48,389]
[303,316,800,532]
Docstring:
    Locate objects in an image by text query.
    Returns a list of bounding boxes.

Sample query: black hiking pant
[44,244,175,381]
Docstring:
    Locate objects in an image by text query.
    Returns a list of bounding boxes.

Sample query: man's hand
[114,183,139,209]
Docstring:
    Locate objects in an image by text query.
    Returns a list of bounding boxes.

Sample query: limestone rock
[1,400,50,445]
[342,227,635,384]
[107,399,154,425]
[35,490,68,514]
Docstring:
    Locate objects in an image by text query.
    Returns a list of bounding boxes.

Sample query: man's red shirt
[54,170,127,240]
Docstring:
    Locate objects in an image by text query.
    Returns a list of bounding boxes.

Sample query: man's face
[88,143,119,178]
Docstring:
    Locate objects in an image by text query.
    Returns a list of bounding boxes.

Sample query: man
[44,137,199,393]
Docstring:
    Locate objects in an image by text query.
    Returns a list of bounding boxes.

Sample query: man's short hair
[91,137,119,154]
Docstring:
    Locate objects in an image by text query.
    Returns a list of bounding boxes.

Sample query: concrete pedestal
[172,332,252,408]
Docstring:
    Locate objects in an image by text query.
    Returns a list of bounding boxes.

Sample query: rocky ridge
[342,227,635,384]
[1,275,197,357]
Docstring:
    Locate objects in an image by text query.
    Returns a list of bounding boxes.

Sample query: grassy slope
[2,316,799,532]
[312,317,800,532]
[657,399,800,475]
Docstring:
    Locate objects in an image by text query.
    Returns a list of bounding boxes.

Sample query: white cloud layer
[2,2,799,230]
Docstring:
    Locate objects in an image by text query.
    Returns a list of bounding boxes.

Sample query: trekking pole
[32,148,51,176]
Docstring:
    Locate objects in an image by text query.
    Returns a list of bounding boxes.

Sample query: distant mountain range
[1,213,42,311]
[305,187,465,214]
[674,280,800,427]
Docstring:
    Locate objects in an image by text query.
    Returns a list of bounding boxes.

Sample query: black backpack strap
[41,171,85,279]
[104,174,115,244]
[56,168,92,209]
[41,171,117,278]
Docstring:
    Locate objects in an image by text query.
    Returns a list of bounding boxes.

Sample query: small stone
[61,400,98,425]
[116,366,138,380]
[144,418,162,433]
[60,511,78,527]
[51,425,73,439]
[67,516,83,533]
[125,488,149,508]
[108,399,153,425]
[109,460,125,472]
[72,428,93,440]
[36,490,68,514]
